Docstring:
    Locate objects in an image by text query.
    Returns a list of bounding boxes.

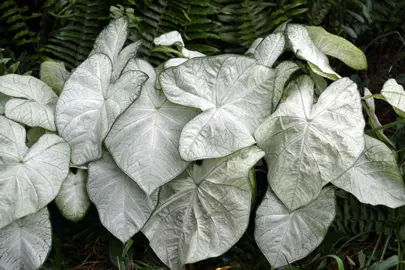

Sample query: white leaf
[105,59,199,194]
[143,146,264,269]
[40,61,70,94]
[111,40,144,81]
[0,74,57,130]
[153,31,184,47]
[255,187,335,268]
[381,79,405,117]
[273,61,300,109]
[55,169,91,222]
[246,38,263,55]
[0,116,70,229]
[255,76,365,210]
[333,135,405,208]
[88,151,157,243]
[160,55,275,161]
[251,33,285,67]
[286,24,340,79]
[0,208,51,270]
[363,88,394,147]
[55,53,147,165]
[90,17,128,64]
[164,58,188,69]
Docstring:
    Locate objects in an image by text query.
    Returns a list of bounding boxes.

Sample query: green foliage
[309,0,405,39]
[110,0,222,66]
[0,0,41,47]
[217,0,308,50]
[44,0,110,70]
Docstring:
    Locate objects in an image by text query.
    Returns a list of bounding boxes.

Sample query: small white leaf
[112,40,144,81]
[106,59,199,194]
[88,151,157,243]
[252,33,285,67]
[286,24,340,79]
[0,116,70,229]
[363,88,394,147]
[246,38,264,55]
[164,58,188,69]
[333,135,405,208]
[380,79,405,117]
[0,208,52,270]
[273,61,300,109]
[143,146,264,269]
[40,61,70,94]
[0,74,57,130]
[56,53,147,165]
[153,31,184,47]
[55,169,91,222]
[255,76,365,210]
[255,187,335,268]
[90,17,128,64]
[160,55,275,161]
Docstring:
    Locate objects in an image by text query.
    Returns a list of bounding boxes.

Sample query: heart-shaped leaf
[255,76,365,210]
[142,146,264,269]
[90,17,143,81]
[160,55,275,161]
[247,33,285,67]
[0,116,70,229]
[333,135,405,208]
[0,208,51,270]
[88,151,157,243]
[105,59,199,194]
[0,74,58,130]
[255,187,335,268]
[55,169,91,222]
[55,53,147,165]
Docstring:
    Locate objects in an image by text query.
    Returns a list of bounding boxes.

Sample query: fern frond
[0,0,41,47]
[111,0,222,66]
[44,0,110,70]
[216,0,308,50]
[330,192,397,236]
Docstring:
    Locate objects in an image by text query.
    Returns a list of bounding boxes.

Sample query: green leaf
[39,61,70,95]
[305,26,367,70]
[143,146,264,269]
[255,76,365,210]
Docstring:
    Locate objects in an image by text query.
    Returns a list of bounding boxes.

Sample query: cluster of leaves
[2,16,405,270]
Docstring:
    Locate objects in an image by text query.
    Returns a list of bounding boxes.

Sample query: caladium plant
[0,17,404,270]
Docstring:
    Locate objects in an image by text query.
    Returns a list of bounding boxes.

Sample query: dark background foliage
[1,0,405,269]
